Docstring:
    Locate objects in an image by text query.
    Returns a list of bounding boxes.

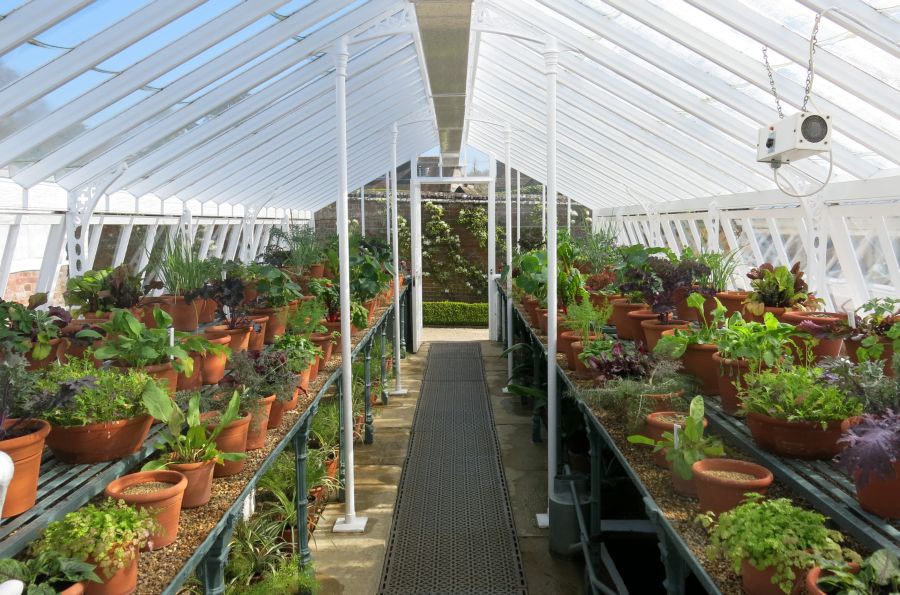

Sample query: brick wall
[4,266,68,305]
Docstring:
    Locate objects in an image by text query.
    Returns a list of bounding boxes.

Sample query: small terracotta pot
[661,329,720,395]
[669,466,697,497]
[643,412,705,468]
[247,315,268,352]
[537,309,549,335]
[311,332,334,367]
[611,300,648,341]
[246,395,276,450]
[307,263,325,277]
[25,338,63,370]
[805,564,860,595]
[58,582,85,595]
[854,459,900,519]
[589,292,620,311]
[252,306,288,343]
[524,297,541,328]
[205,325,251,354]
[105,470,188,549]
[782,311,846,362]
[692,458,773,516]
[268,391,298,429]
[560,331,595,370]
[639,317,688,351]
[740,559,803,595]
[177,353,203,391]
[309,355,321,379]
[296,368,311,395]
[712,353,750,415]
[46,415,153,464]
[137,361,178,397]
[323,320,342,350]
[207,412,251,478]
[85,552,137,595]
[570,341,594,378]
[715,291,750,319]
[642,390,684,413]
[846,336,894,377]
[364,298,378,321]
[0,419,51,517]
[200,335,231,385]
[746,412,854,460]
[675,296,699,322]
[145,295,199,332]
[168,460,216,508]
[197,298,217,324]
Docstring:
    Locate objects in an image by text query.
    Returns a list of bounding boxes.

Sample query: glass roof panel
[0,1,27,14]
[0,42,65,88]
[2,69,111,137]
[274,0,314,17]
[34,0,151,48]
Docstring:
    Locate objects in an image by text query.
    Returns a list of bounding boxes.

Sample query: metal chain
[762,46,784,119]
[761,11,823,118]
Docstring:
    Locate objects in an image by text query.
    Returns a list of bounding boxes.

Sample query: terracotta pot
[307,263,325,277]
[805,564,860,595]
[639,317,688,351]
[144,295,199,332]
[560,331,595,370]
[353,413,364,442]
[692,458,773,516]
[105,470,187,549]
[746,412,854,460]
[364,299,378,321]
[740,559,803,595]
[84,552,137,595]
[323,320,342,350]
[206,412,251,478]
[570,341,594,379]
[177,353,203,391]
[200,335,231,385]
[243,284,258,305]
[58,582,85,595]
[168,460,216,509]
[611,300,648,341]
[25,337,63,370]
[644,412,705,468]
[675,296,699,322]
[854,459,900,519]
[252,307,288,343]
[537,309,549,335]
[782,311,846,362]
[46,415,153,464]
[589,292,620,311]
[296,368,311,395]
[669,466,697,497]
[137,361,177,397]
[309,355,320,379]
[326,454,339,480]
[205,325,250,354]
[712,353,750,415]
[197,298,217,324]
[642,390,685,413]
[268,391,298,429]
[846,336,894,377]
[246,395,276,450]
[524,297,541,328]
[247,315,268,352]
[0,419,51,517]
[661,329,720,395]
[310,332,334,367]
[715,291,751,319]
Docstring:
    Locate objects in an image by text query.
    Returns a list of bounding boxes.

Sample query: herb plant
[0,551,100,594]
[267,225,322,272]
[584,340,655,382]
[0,296,70,360]
[148,230,209,296]
[230,349,298,403]
[836,412,900,489]
[742,367,863,426]
[272,334,321,374]
[653,294,727,358]
[715,312,802,373]
[833,297,900,363]
[252,265,301,309]
[287,300,328,335]
[307,278,340,321]
[563,299,612,338]
[85,308,192,374]
[819,357,900,414]
[815,548,900,595]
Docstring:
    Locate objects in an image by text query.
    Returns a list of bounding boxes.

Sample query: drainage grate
[379,342,528,595]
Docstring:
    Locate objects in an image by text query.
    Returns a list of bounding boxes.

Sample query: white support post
[541,184,546,239]
[112,218,133,267]
[516,170,521,250]
[36,220,66,297]
[389,124,407,396]
[504,127,514,383]
[487,156,498,340]
[539,37,560,530]
[385,170,391,246]
[566,195,571,233]
[800,194,834,310]
[0,215,22,298]
[331,37,366,534]
[224,221,242,262]
[829,214,870,309]
[360,185,365,236]
[410,164,423,352]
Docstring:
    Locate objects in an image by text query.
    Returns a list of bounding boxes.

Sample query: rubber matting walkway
[379,342,527,594]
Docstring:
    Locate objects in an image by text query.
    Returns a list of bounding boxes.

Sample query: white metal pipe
[385,170,391,246]
[505,127,514,380]
[389,124,407,395]
[516,170,521,250]
[488,157,497,339]
[541,184,546,238]
[332,37,366,533]
[360,185,366,236]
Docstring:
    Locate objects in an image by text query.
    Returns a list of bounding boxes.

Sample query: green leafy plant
[618,255,711,323]
[512,250,548,304]
[350,301,370,330]
[833,297,900,363]
[32,499,159,578]
[742,367,863,427]
[350,250,391,304]
[715,311,802,372]
[422,301,489,327]
[252,264,301,308]
[819,357,900,414]
[84,307,192,374]
[148,230,209,296]
[237,557,319,595]
[141,389,246,470]
[563,299,612,338]
[815,548,900,595]
[266,224,322,272]
[310,398,340,448]
[307,278,340,321]
[628,396,723,479]
[745,263,820,316]
[272,334,321,374]
[64,268,113,314]
[287,299,328,335]
[653,294,727,358]
[180,332,231,360]
[574,223,620,276]
[0,297,70,360]
[700,494,853,594]
[224,515,288,589]
[697,249,741,293]
[0,551,100,594]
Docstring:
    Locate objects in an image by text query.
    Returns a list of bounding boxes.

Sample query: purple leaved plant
[836,411,900,487]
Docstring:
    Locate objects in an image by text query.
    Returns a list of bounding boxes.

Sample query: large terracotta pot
[537,308,549,335]
[136,361,177,397]
[692,458,773,516]
[639,316,688,351]
[145,295,198,332]
[177,353,203,391]
[197,298,217,324]
[715,291,751,319]
[309,355,321,379]
[0,419,51,517]
[58,582,84,594]
[675,296,700,322]
[296,368,311,395]
[610,300,648,341]
[46,416,153,464]
[105,470,187,549]
[207,412,251,478]
[589,292,620,311]
[364,299,378,322]
[805,564,860,595]
[669,466,697,497]
[205,325,250,354]
[782,311,846,362]
[247,315,269,352]
[854,459,900,519]
[746,412,854,460]
[740,559,803,595]
[84,552,137,595]
[25,338,63,370]
[200,335,231,385]
[661,329,720,395]
[523,297,541,328]
[311,332,334,367]
[711,353,750,415]
[570,341,593,379]
[846,336,894,377]
[560,331,594,370]
[168,460,216,509]
[246,395,276,450]
[252,307,288,343]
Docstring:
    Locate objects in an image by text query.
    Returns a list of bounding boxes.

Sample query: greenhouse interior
[0,0,899,594]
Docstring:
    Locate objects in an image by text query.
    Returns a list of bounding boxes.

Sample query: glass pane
[0,1,28,14]
[90,224,122,270]
[0,43,66,89]
[34,0,151,48]
[3,69,111,137]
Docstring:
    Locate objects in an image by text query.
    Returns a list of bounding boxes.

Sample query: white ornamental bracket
[239,206,260,263]
[66,163,127,278]
[800,193,831,308]
[630,191,661,248]
[706,199,721,252]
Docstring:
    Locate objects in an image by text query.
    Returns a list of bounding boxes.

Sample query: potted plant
[350,250,392,320]
[818,358,899,414]
[741,367,863,459]
[230,350,297,447]
[609,244,668,341]
[653,294,726,395]
[835,411,900,519]
[832,297,899,376]
[308,278,348,349]
[511,249,548,329]
[192,386,253,478]
[571,334,616,378]
[289,300,333,372]
[0,550,100,594]
[141,389,245,508]
[31,499,158,595]
[145,231,211,331]
[38,357,158,464]
[701,494,852,595]
[744,263,820,321]
[267,224,323,278]
[64,268,114,319]
[0,296,70,369]
[629,396,724,496]
[807,548,898,595]
[783,310,848,361]
[176,333,231,391]
[581,339,655,385]
[692,458,773,516]
[194,277,254,354]
[713,312,800,414]
[250,265,301,343]
[560,300,612,370]
[104,469,187,550]
[272,333,321,397]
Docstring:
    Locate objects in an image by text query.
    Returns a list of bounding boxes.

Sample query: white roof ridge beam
[526,0,873,180]
[479,41,747,194]
[34,0,382,187]
[144,43,417,199]
[796,0,900,59]
[605,0,899,170]
[685,0,900,122]
[3,0,293,182]
[119,36,413,195]
[0,0,208,121]
[0,0,93,56]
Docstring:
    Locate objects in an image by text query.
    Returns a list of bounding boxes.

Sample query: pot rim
[167,459,217,471]
[0,418,51,448]
[692,458,773,487]
[746,411,849,430]
[50,414,151,432]
[105,469,188,504]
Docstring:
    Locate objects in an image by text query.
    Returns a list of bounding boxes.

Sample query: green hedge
[423,301,489,327]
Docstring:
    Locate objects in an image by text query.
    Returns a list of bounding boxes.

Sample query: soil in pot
[0,419,51,517]
[246,395,276,450]
[84,552,137,595]
[639,317,688,351]
[205,326,250,354]
[746,412,853,460]
[247,315,268,352]
[692,458,773,516]
[610,300,649,341]
[168,459,216,508]
[740,559,803,595]
[104,470,187,549]
[206,412,251,478]
[46,415,153,464]
[712,352,750,415]
[854,460,900,519]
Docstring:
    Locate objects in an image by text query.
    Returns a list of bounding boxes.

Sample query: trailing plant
[563,299,612,338]
[742,367,863,426]
[819,357,900,414]
[815,548,900,595]
[745,262,820,315]
[224,515,289,589]
[0,296,70,360]
[237,557,319,595]
[714,311,801,373]
[832,297,900,363]
[0,551,100,594]
[835,411,900,489]
[628,396,724,479]
[653,294,727,358]
[83,308,192,374]
[32,499,159,578]
[230,349,298,403]
[700,494,854,594]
